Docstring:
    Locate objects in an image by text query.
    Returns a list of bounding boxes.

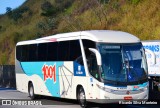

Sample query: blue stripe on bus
[132,82,147,91]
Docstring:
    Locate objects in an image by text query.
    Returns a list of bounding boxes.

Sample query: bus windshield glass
[97,43,148,86]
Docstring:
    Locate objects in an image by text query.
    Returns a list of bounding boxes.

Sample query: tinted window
[88,54,99,80]
[38,43,47,61]
[21,45,29,61]
[29,44,37,61]
[47,42,58,61]
[58,41,70,61]
[82,39,95,58]
[18,40,84,62]
[70,40,82,61]
[16,46,22,61]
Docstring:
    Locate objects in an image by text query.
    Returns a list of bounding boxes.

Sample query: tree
[11,9,23,22]
[41,1,53,12]
[6,6,30,22]
[6,7,12,13]
[41,1,56,16]
[6,7,12,18]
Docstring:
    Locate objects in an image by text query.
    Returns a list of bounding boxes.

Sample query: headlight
[96,84,114,93]
[139,85,148,92]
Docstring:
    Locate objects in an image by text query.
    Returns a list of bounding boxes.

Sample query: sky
[0,0,26,14]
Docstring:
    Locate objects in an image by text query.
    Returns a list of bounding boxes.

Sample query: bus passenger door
[88,54,100,99]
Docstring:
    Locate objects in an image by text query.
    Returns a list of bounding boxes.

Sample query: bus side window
[16,46,22,61]
[58,41,70,61]
[37,43,47,61]
[28,44,38,61]
[21,45,29,61]
[82,39,96,58]
[70,40,83,65]
[88,54,99,80]
[47,42,58,61]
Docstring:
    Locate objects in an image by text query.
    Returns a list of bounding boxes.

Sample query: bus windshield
[98,43,148,86]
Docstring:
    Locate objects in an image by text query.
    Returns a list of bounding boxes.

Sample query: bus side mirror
[145,49,156,65]
[88,48,102,66]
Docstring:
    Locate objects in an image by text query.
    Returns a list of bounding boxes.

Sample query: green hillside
[0,0,160,64]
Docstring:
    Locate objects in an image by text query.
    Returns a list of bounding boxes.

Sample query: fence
[0,65,16,89]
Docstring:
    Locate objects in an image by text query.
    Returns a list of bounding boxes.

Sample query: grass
[0,0,160,64]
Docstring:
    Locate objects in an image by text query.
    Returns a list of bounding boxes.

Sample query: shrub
[41,1,56,16]
[6,6,30,22]
[0,53,8,65]
[128,0,141,5]
[37,18,56,31]
[12,32,23,44]
[37,21,46,31]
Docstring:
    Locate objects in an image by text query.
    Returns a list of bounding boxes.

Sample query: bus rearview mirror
[145,49,156,65]
[88,48,102,66]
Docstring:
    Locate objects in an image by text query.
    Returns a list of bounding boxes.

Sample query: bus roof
[16,30,140,46]
[142,40,160,42]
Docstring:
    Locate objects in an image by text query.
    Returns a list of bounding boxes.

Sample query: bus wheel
[78,87,87,108]
[28,83,36,100]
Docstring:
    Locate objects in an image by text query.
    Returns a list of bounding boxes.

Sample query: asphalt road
[0,88,160,108]
[0,89,80,108]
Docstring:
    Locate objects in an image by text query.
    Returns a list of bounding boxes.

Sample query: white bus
[142,40,160,91]
[16,30,149,107]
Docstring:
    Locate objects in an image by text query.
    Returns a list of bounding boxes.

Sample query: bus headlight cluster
[144,85,148,90]
[139,85,148,92]
[96,84,114,93]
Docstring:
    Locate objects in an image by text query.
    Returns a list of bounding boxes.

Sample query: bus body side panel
[71,61,89,100]
[143,42,160,76]
[16,60,30,93]
[58,62,73,98]
[71,76,89,99]
[20,61,63,97]
[142,41,160,91]
[16,60,87,99]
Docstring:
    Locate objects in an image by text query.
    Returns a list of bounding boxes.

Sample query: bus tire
[77,87,87,108]
[28,82,36,100]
